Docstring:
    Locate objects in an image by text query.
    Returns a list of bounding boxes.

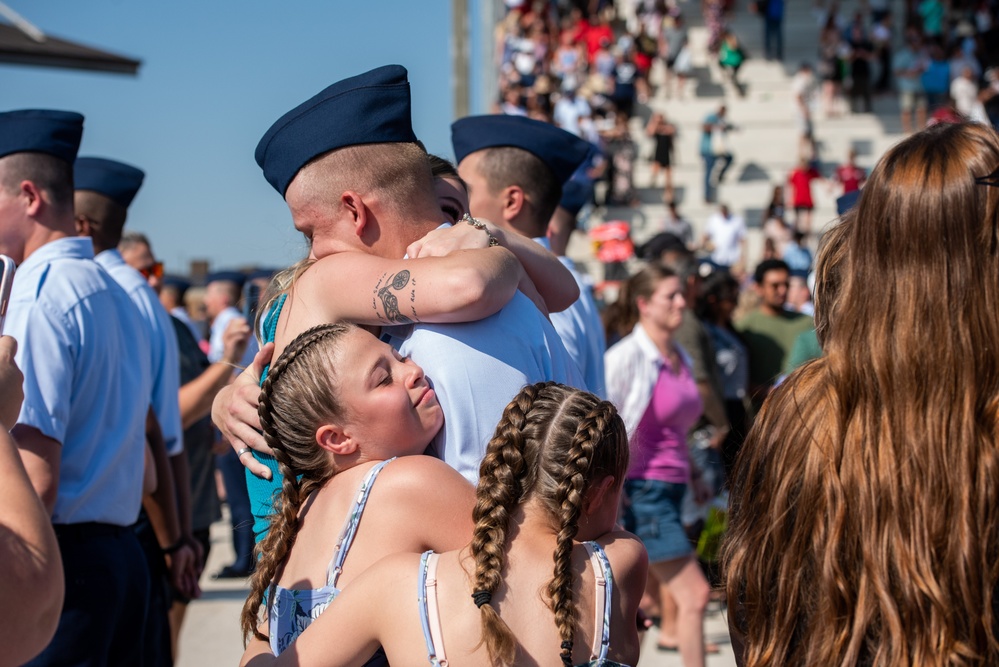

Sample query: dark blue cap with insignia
[451,114,591,186]
[74,157,145,208]
[205,271,246,289]
[255,64,418,197]
[0,109,84,163]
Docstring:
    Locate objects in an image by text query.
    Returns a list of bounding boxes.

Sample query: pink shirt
[628,358,703,483]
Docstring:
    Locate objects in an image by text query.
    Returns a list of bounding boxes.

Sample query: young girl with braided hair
[239,322,476,659]
[241,381,647,667]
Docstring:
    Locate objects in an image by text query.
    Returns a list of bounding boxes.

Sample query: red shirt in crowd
[788,166,821,208]
[835,163,865,193]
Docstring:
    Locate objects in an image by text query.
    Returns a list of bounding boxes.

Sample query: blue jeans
[764,16,783,60]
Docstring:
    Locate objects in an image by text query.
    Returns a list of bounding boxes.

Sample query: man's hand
[406,218,498,258]
[185,533,205,579]
[165,543,201,600]
[0,336,24,428]
[212,343,274,480]
[221,318,251,365]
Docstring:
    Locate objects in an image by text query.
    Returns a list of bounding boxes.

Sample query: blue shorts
[621,479,692,564]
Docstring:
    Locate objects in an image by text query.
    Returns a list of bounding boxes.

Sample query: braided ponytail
[470,382,629,666]
[547,400,619,665]
[240,323,353,643]
[470,382,551,666]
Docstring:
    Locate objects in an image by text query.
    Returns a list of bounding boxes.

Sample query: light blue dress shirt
[96,249,183,456]
[386,291,584,484]
[208,306,259,368]
[7,237,151,526]
[533,237,607,398]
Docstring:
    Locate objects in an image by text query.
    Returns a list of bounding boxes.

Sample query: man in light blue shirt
[0,109,152,665]
[451,114,607,398]
[74,159,198,666]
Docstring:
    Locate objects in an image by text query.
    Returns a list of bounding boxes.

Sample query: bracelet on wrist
[162,539,185,556]
[462,214,500,247]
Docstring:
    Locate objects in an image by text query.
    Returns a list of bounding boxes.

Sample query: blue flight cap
[559,180,590,216]
[451,114,591,186]
[160,275,191,299]
[74,157,145,208]
[836,189,861,216]
[255,64,418,196]
[0,109,84,163]
[248,268,277,282]
[205,271,246,289]
[162,275,191,296]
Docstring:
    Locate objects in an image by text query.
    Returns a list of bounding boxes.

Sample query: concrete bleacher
[570,0,908,288]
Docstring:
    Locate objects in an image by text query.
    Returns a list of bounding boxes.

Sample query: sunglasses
[139,261,164,280]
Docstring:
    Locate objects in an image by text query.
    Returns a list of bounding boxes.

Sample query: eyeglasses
[138,261,164,280]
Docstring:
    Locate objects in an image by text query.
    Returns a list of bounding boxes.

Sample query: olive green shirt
[736,308,814,390]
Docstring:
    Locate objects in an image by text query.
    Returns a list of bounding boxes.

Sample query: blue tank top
[268,458,393,657]
[246,294,286,542]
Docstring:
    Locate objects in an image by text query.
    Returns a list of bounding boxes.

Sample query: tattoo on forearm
[373,270,418,324]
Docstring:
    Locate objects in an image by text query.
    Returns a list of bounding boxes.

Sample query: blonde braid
[240,323,352,643]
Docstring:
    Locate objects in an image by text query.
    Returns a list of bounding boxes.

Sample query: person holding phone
[0,109,154,664]
[205,271,260,368]
[74,158,197,667]
[203,270,260,578]
[0,336,64,666]
[0,254,14,333]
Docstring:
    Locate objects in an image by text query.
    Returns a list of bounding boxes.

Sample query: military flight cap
[205,271,246,289]
[255,64,418,196]
[0,109,84,163]
[451,114,591,186]
[74,157,145,208]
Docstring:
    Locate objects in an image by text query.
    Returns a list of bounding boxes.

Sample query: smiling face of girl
[327,328,444,460]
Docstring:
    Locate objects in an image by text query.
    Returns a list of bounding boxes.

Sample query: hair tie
[560,640,574,666]
[471,590,492,608]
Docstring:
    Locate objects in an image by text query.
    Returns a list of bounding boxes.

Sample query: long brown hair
[240,323,355,643]
[723,122,999,666]
[469,382,629,667]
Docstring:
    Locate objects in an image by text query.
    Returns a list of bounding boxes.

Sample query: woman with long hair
[723,121,999,666]
[241,382,647,667]
[604,263,713,665]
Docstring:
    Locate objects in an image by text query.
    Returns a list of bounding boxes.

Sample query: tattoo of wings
[376,270,415,324]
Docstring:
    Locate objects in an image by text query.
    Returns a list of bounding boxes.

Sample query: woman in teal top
[241,383,648,667]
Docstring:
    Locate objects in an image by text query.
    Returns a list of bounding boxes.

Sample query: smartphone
[242,281,261,321]
[0,255,14,335]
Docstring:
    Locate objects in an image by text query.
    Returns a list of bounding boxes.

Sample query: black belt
[53,522,127,540]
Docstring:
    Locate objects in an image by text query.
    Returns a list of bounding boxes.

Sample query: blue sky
[2,1,459,272]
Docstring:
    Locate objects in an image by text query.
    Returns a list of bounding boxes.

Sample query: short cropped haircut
[294,142,436,218]
[477,147,562,226]
[0,152,74,213]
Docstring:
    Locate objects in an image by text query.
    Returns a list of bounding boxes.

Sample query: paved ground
[177,1,905,664]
